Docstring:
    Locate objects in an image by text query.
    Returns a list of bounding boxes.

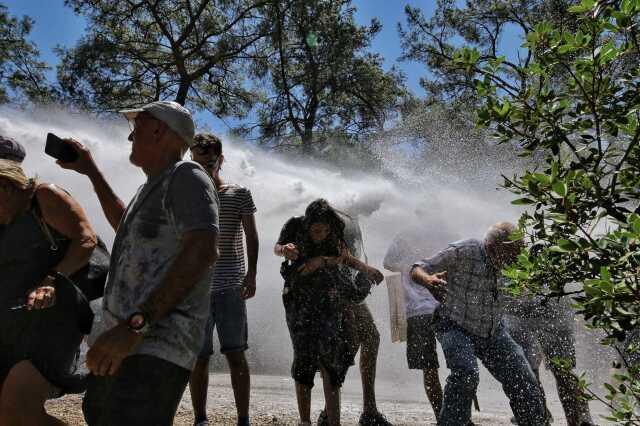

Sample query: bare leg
[295,381,312,424]
[0,360,67,426]
[189,356,211,423]
[423,368,443,421]
[225,351,250,419]
[359,317,381,415]
[321,367,341,426]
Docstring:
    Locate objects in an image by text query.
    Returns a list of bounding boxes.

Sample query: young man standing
[188,133,259,426]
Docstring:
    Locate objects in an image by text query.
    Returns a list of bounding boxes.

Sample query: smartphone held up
[45,133,78,163]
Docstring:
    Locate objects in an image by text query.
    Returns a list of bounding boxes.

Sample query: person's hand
[26,275,57,310]
[56,138,97,176]
[282,243,300,261]
[425,271,448,302]
[240,273,257,299]
[366,266,384,285]
[86,323,143,376]
[297,256,325,275]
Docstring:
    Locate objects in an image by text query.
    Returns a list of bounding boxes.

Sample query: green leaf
[568,0,596,12]
[558,43,576,54]
[548,212,568,223]
[511,198,536,205]
[552,181,568,197]
[532,173,552,185]
[596,41,619,63]
[604,382,617,395]
[620,0,634,14]
[558,239,579,251]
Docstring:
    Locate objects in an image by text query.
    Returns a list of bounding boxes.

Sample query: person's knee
[363,326,381,350]
[423,368,441,388]
[194,355,211,370]
[225,351,248,370]
[0,363,46,424]
[450,366,480,391]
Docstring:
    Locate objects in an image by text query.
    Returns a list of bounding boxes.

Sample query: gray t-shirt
[384,230,441,318]
[90,161,219,370]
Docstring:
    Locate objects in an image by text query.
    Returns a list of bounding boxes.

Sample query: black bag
[70,237,110,301]
[340,271,374,304]
[36,212,110,302]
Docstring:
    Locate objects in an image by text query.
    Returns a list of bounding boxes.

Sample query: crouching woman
[275,199,378,426]
[0,159,97,425]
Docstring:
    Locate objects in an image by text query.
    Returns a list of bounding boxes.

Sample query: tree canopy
[56,0,269,115]
[248,0,405,152]
[0,3,51,104]
[398,0,579,106]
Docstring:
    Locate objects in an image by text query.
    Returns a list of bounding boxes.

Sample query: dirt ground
[45,373,517,425]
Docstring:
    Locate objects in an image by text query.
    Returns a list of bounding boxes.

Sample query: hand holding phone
[45,133,79,163]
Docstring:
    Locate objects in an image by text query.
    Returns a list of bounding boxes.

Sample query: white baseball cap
[120,101,195,146]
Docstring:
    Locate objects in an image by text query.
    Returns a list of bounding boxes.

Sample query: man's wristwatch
[127,312,151,336]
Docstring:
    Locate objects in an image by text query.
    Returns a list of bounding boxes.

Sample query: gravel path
[45,374,517,425]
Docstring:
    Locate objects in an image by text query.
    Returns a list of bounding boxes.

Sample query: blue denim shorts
[199,287,248,357]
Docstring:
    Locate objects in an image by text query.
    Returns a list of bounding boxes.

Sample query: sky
[1,0,518,134]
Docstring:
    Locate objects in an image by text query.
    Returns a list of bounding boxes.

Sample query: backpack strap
[31,194,59,252]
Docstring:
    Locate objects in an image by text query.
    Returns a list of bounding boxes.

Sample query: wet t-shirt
[90,161,219,370]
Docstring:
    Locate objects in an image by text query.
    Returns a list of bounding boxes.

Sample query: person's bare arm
[342,252,384,284]
[57,138,126,231]
[241,213,259,299]
[274,243,299,260]
[27,184,97,310]
[37,184,97,276]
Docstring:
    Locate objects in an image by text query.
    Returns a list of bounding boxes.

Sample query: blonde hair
[0,159,37,193]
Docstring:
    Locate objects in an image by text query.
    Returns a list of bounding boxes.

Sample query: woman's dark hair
[303,198,346,242]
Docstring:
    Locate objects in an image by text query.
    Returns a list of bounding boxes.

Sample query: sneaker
[317,410,329,426]
[359,411,394,426]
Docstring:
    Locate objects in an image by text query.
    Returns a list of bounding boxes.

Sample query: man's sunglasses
[191,143,218,156]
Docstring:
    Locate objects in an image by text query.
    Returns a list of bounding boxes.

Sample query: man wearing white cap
[58,101,220,425]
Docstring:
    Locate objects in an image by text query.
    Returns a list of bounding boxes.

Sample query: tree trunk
[175,81,190,106]
[301,126,314,155]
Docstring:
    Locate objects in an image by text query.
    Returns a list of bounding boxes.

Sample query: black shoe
[359,411,394,426]
[317,410,329,426]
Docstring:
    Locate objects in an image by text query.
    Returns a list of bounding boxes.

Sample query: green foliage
[398,0,579,106]
[0,3,52,103]
[248,0,405,152]
[461,0,640,420]
[57,0,268,115]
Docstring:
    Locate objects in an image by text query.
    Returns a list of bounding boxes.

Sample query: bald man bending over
[410,222,546,426]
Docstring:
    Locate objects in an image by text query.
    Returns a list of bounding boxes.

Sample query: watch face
[129,313,146,330]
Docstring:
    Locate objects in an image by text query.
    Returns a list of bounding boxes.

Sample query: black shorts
[82,354,190,426]
[407,314,440,370]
